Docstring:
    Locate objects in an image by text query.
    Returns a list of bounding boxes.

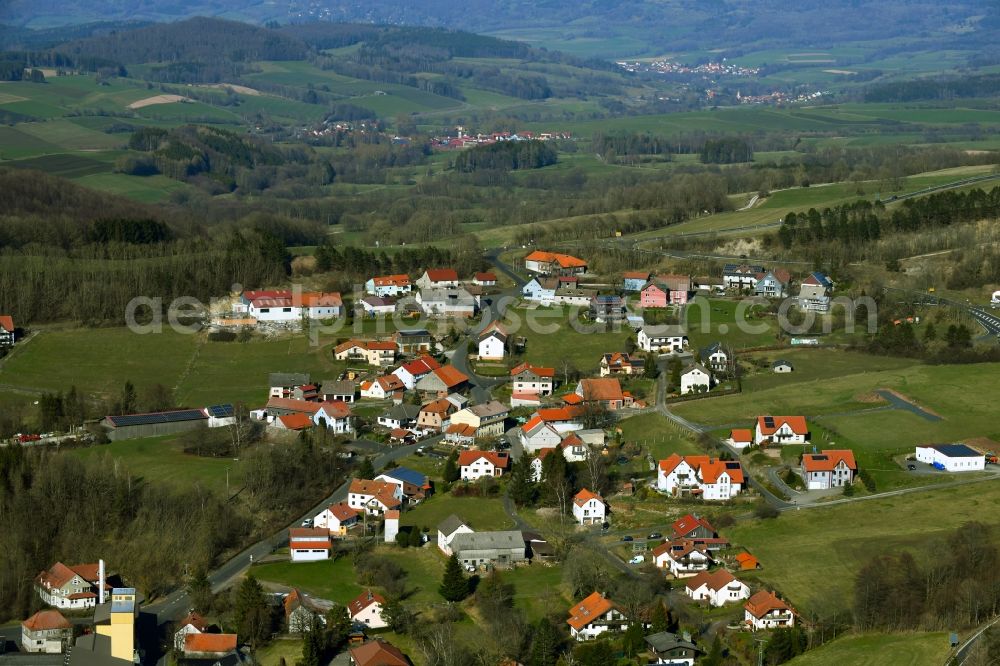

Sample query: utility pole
[756,637,767,666]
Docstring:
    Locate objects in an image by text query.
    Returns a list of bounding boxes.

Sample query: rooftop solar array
[763,416,775,428]
[206,404,235,418]
[107,409,207,427]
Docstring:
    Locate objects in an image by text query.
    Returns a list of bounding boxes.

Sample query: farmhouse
[723,264,765,289]
[365,274,412,297]
[349,639,409,666]
[21,610,73,654]
[521,276,559,303]
[684,570,750,607]
[572,488,606,525]
[638,324,688,353]
[313,502,360,537]
[347,479,403,515]
[519,416,564,453]
[679,363,712,395]
[477,322,508,359]
[437,515,474,555]
[644,632,703,665]
[392,355,441,389]
[377,403,421,430]
[524,250,587,276]
[240,289,343,322]
[288,527,332,562]
[566,592,628,641]
[269,372,311,398]
[799,271,834,312]
[450,401,509,438]
[333,339,396,366]
[754,415,809,446]
[319,380,356,403]
[511,362,555,396]
[416,268,459,289]
[459,450,510,480]
[393,329,434,354]
[754,269,790,299]
[449,531,527,568]
[640,274,691,307]
[417,287,477,317]
[657,454,745,500]
[915,444,985,472]
[699,342,729,372]
[361,374,406,400]
[535,405,585,433]
[652,539,714,578]
[600,352,644,376]
[744,591,795,631]
[417,398,456,431]
[575,377,632,410]
[348,590,387,630]
[36,561,108,610]
[0,315,14,347]
[415,365,469,400]
[800,449,857,489]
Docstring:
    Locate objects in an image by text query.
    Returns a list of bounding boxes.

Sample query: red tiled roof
[290,540,332,550]
[475,272,497,281]
[578,378,624,402]
[525,250,587,269]
[745,591,792,619]
[458,450,510,469]
[802,449,857,472]
[348,590,386,618]
[735,552,760,570]
[535,447,557,460]
[377,375,406,392]
[566,592,616,631]
[730,429,753,443]
[184,633,238,654]
[561,393,583,405]
[326,502,359,522]
[432,365,469,388]
[22,610,71,632]
[685,569,737,592]
[651,538,710,561]
[178,612,208,632]
[510,362,555,378]
[756,416,808,436]
[36,562,99,591]
[573,488,604,507]
[424,268,459,282]
[560,433,583,450]
[537,405,583,422]
[0,315,13,333]
[373,274,410,287]
[672,514,716,538]
[349,639,409,666]
[420,398,453,415]
[659,454,744,484]
[277,413,314,430]
[622,271,650,280]
[289,527,329,539]
[400,355,441,376]
[267,397,322,414]
[446,423,477,437]
[317,400,352,419]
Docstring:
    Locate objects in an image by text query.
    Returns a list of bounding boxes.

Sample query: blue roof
[206,404,234,418]
[382,466,427,487]
[810,272,834,288]
[933,444,982,458]
[106,409,207,427]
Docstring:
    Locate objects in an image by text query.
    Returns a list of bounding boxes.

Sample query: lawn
[69,435,245,494]
[727,481,1000,616]
[256,638,305,666]
[739,349,915,393]
[684,297,780,350]
[616,413,704,460]
[504,564,569,623]
[399,493,513,532]
[504,306,632,373]
[787,631,952,665]
[251,556,363,605]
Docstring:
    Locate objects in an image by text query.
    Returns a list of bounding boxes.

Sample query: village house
[360,374,406,400]
[284,590,327,634]
[288,527,332,562]
[652,539,714,578]
[744,591,795,631]
[519,416,564,453]
[449,531,528,569]
[291,383,319,401]
[365,274,412,297]
[600,352,645,377]
[679,364,713,395]
[553,286,597,307]
[393,329,434,355]
[313,502,360,537]
[672,514,718,541]
[644,632,703,665]
[319,380,356,403]
[416,269,459,289]
[459,450,510,481]
[348,590,387,630]
[444,423,476,446]
[728,428,754,450]
[754,415,809,446]
[333,339,397,366]
[349,639,410,666]
[239,289,343,323]
[473,272,497,286]
[415,365,469,400]
[450,401,509,439]
[572,488,606,525]
[521,276,559,304]
[392,355,442,389]
[183,633,239,661]
[417,398,456,431]
[575,377,632,410]
[591,295,626,323]
[801,449,857,489]
[559,432,590,463]
[269,372,311,399]
[699,343,729,372]
[638,324,688,353]
[566,592,628,641]
[693,276,726,295]
[657,454,745,500]
[347,479,403,515]
[359,296,396,317]
[684,570,750,607]
[510,362,555,398]
[477,322,508,360]
[173,612,209,651]
[377,404,421,430]
[754,269,791,299]
[530,448,556,481]
[722,264,765,290]
[798,272,834,312]
[915,444,985,472]
[0,315,15,347]
[271,412,314,432]
[376,467,431,503]
[437,515,474,555]
[640,274,692,308]
[535,405,585,433]
[524,250,588,276]
[21,610,73,653]
[417,287,477,317]
[312,401,354,434]
[622,271,650,292]
[35,561,106,610]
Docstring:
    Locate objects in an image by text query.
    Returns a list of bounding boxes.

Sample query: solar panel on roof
[108,409,207,427]
[207,404,234,418]
[763,416,775,427]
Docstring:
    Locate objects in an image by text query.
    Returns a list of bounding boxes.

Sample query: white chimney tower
[98,559,106,603]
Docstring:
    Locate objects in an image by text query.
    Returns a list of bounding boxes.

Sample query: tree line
[453,140,558,172]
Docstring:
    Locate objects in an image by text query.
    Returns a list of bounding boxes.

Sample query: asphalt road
[146,439,427,625]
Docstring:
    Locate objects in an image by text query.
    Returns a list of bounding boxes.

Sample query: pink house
[640,275,691,308]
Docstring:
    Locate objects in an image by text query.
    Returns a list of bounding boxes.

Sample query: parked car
[628,555,644,565]
[300,518,313,527]
[907,464,916,471]
[621,535,633,542]
[648,532,662,540]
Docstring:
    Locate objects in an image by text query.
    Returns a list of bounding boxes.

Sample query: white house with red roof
[754,416,809,446]
[473,272,497,286]
[288,528,332,562]
[800,449,856,489]
[572,488,606,525]
[519,415,564,453]
[511,362,555,397]
[566,592,626,641]
[239,290,343,323]
[348,590,387,629]
[172,612,209,652]
[477,322,508,360]
[416,269,459,289]
[313,401,354,434]
[347,479,404,515]
[524,251,588,277]
[360,374,406,400]
[652,539,714,578]
[333,339,396,366]
[365,274,412,297]
[657,454,745,500]
[34,562,106,609]
[744,591,795,630]
[21,610,73,653]
[727,428,754,450]
[684,570,749,607]
[392,355,442,389]
[459,450,510,481]
[0,315,15,347]
[313,502,360,537]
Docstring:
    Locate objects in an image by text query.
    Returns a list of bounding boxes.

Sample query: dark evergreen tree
[528,618,560,666]
[234,575,270,651]
[357,456,375,479]
[439,553,469,602]
[443,450,460,483]
[187,569,213,614]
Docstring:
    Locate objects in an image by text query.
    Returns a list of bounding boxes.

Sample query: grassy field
[728,481,1000,616]
[251,555,363,604]
[256,638,305,666]
[505,306,632,373]
[787,632,952,665]
[738,349,916,393]
[69,435,245,494]
[616,412,703,460]
[399,493,513,532]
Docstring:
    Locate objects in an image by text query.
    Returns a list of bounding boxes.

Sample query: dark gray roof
[933,444,982,458]
[450,530,526,553]
[437,514,468,536]
[644,631,703,655]
[269,372,310,387]
[105,409,206,428]
[772,359,794,368]
[69,634,133,666]
[699,342,725,361]
[320,380,356,396]
[382,404,421,421]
